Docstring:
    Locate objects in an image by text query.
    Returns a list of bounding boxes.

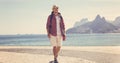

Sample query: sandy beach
[0,46,120,63]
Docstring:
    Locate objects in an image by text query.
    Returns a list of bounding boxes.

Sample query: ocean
[0,34,120,46]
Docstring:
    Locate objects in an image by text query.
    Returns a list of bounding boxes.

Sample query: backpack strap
[58,13,63,21]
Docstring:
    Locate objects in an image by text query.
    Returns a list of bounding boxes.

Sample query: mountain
[74,18,89,27]
[66,15,118,34]
[113,16,120,27]
[89,15,118,33]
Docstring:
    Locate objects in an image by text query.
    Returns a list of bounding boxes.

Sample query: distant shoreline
[1,33,120,36]
[0,34,120,46]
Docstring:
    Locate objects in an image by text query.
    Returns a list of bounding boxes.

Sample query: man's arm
[61,16,66,41]
[46,15,51,38]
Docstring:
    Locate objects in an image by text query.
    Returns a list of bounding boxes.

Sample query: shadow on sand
[49,61,54,63]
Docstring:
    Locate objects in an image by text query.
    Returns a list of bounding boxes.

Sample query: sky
[0,0,120,35]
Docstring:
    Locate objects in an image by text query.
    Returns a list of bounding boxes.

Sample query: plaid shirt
[46,14,65,37]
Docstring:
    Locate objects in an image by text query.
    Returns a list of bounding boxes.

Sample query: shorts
[50,35,62,46]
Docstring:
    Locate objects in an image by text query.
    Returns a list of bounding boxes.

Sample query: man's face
[53,7,58,13]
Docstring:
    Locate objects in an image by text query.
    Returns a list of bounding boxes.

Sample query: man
[46,5,66,63]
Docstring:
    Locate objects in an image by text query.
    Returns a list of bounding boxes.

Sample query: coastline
[0,46,120,63]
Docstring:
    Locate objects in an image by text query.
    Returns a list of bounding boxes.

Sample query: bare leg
[53,46,61,62]
[53,46,57,59]
[56,46,61,58]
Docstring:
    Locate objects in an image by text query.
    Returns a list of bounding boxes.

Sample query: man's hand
[48,34,51,38]
[63,35,66,41]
